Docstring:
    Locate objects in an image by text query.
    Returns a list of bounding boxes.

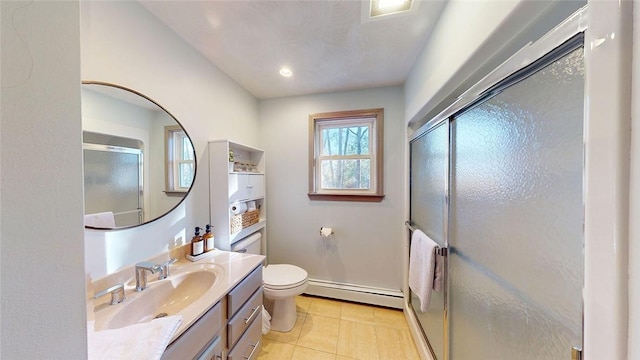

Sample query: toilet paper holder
[319,227,334,236]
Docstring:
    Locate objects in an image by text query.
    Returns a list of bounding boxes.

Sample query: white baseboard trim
[404,302,435,360]
[304,278,404,309]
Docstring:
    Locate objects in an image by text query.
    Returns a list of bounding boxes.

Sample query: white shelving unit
[209,140,266,253]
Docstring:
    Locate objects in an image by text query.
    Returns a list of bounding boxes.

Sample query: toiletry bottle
[191,226,204,256]
[203,224,215,252]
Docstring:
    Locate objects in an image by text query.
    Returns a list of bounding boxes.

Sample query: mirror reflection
[82,82,196,229]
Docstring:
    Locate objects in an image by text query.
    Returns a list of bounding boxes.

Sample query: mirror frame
[82,81,197,230]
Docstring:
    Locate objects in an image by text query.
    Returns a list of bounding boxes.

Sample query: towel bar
[405,221,448,257]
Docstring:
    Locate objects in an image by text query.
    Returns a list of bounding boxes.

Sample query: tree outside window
[309,108,384,202]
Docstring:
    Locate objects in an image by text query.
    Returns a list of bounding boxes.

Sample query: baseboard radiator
[304,278,404,309]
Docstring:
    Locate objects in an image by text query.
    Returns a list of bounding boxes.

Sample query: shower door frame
[408,118,451,360]
[406,4,633,359]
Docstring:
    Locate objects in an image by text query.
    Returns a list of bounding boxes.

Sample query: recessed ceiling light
[370,0,412,17]
[378,0,406,9]
[279,67,293,77]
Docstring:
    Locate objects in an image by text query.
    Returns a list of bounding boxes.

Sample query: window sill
[164,190,188,196]
[307,193,385,202]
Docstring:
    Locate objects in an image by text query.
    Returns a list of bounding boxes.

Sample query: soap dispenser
[203,224,215,252]
[191,226,204,256]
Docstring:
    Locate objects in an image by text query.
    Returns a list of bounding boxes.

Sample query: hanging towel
[432,252,444,293]
[87,315,182,360]
[409,229,438,312]
[84,211,116,228]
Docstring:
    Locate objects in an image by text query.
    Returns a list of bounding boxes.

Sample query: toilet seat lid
[263,264,308,288]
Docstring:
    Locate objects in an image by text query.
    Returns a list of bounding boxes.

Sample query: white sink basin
[94,263,223,331]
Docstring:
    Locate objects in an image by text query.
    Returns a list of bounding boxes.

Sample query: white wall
[628,1,640,358]
[405,0,585,127]
[81,1,260,278]
[259,86,405,291]
[1,1,87,358]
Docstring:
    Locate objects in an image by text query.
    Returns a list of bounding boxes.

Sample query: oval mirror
[82,82,196,230]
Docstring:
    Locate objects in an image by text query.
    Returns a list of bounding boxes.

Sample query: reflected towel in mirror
[84,211,116,228]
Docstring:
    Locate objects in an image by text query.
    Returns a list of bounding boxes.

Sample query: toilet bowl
[263,264,308,332]
[230,232,308,333]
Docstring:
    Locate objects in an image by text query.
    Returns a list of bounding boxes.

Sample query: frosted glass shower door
[449,46,584,359]
[409,121,448,360]
[84,146,143,227]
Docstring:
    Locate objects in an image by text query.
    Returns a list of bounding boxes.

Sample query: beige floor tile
[375,326,421,360]
[265,312,306,344]
[257,338,295,360]
[373,307,408,330]
[297,314,340,353]
[336,320,380,360]
[308,297,343,319]
[260,298,419,360]
[291,346,336,360]
[296,295,312,314]
[341,301,376,324]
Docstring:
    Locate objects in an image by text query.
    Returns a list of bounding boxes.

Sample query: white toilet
[231,232,308,332]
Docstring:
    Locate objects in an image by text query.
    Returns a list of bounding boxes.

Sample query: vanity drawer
[227,265,262,318]
[227,287,262,348]
[227,310,262,360]
[162,301,223,360]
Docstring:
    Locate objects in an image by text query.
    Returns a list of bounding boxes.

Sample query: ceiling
[140,0,447,99]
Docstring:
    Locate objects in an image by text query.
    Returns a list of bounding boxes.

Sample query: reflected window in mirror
[165,125,195,193]
[82,81,197,230]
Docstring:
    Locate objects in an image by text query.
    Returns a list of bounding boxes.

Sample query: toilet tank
[230,232,262,255]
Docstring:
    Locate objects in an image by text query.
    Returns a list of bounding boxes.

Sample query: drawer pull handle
[244,340,260,360]
[244,305,260,324]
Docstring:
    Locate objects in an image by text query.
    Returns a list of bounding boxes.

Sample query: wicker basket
[230,209,260,234]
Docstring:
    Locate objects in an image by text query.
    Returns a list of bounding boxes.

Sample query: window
[309,108,384,202]
[165,125,195,193]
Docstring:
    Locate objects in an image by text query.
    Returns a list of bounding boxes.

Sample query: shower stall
[408,16,585,360]
[83,131,144,227]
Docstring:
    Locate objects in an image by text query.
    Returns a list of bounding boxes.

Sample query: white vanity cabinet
[209,140,266,252]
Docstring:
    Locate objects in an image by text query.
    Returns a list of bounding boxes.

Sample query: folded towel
[409,229,438,312]
[84,211,116,228]
[87,315,182,360]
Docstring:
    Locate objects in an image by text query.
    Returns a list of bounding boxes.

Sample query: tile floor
[257,295,421,360]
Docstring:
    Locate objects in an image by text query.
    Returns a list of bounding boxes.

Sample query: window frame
[165,125,195,194]
[308,108,384,202]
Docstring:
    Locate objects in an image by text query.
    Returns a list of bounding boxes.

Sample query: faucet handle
[94,283,125,305]
[159,258,178,280]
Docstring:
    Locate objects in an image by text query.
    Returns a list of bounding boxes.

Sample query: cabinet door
[246,174,264,200]
[229,174,264,202]
[228,174,249,203]
[197,336,222,360]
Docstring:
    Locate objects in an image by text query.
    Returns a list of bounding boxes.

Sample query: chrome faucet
[94,283,126,305]
[135,262,162,292]
[158,258,178,280]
